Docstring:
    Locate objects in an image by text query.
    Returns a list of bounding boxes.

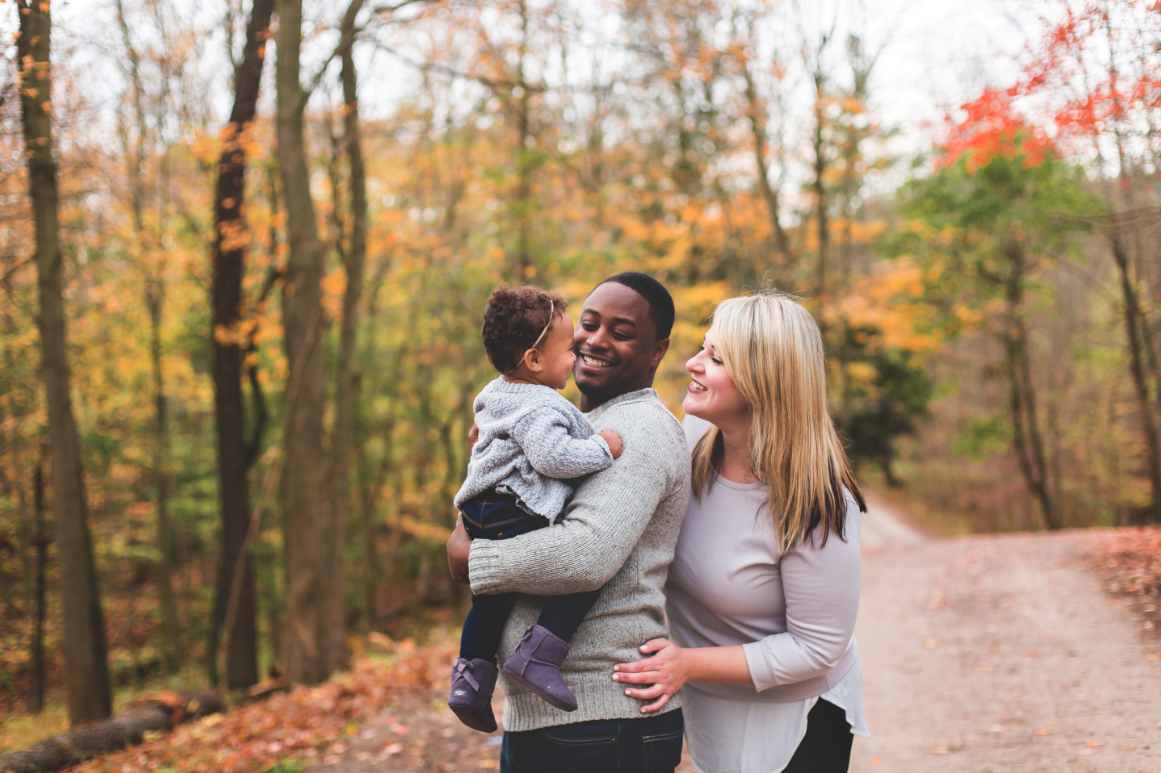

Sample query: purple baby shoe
[448,657,499,733]
[502,624,578,712]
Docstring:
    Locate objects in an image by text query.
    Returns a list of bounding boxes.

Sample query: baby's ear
[523,347,543,373]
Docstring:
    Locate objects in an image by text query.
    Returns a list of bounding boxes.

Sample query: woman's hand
[612,638,690,713]
[446,518,473,584]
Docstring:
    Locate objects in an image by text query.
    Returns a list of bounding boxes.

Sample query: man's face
[572,282,670,410]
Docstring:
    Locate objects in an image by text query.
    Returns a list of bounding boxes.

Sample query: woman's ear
[522,347,544,373]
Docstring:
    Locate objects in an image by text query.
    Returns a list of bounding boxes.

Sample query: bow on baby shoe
[453,657,481,691]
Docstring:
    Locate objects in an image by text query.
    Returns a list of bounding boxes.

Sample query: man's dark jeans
[500,708,684,773]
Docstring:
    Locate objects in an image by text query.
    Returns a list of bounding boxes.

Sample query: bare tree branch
[1,254,35,286]
[369,39,545,94]
[299,0,437,108]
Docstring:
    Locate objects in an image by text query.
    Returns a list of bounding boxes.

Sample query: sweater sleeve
[469,405,683,596]
[511,407,614,480]
[742,502,862,692]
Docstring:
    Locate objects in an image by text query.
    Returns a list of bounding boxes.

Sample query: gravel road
[851,494,1161,773]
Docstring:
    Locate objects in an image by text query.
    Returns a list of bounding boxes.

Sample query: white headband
[530,299,555,348]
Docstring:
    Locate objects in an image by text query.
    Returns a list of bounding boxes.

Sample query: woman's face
[683,327,750,430]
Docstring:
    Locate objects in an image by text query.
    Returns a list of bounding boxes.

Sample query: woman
[612,291,870,773]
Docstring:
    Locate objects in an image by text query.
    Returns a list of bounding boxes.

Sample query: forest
[1,0,1159,754]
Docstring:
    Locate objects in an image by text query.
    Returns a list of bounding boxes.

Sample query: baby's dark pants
[458,490,600,664]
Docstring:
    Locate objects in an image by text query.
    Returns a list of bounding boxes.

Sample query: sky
[3,0,1044,196]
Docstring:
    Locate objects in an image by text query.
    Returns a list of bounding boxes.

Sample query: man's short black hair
[599,272,675,340]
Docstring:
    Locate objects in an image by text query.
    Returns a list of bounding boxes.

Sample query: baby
[447,284,623,733]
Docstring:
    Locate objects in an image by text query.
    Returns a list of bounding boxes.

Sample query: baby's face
[538,311,578,390]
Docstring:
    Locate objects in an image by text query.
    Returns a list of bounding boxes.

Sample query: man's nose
[586,325,612,350]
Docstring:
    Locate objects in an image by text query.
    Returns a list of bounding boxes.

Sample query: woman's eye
[711,357,723,365]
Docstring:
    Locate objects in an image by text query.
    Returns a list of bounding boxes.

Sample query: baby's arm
[597,429,623,458]
[513,408,619,479]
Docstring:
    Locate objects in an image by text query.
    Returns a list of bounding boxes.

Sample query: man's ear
[523,347,544,373]
[650,337,671,368]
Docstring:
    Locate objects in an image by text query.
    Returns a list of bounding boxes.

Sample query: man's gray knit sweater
[468,387,690,731]
[454,378,615,520]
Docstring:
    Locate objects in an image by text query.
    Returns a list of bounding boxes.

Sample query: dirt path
[313,495,1161,772]
[852,493,1161,772]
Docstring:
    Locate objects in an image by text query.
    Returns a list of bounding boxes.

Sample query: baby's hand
[598,429,623,459]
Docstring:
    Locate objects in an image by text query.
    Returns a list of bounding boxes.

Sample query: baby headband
[503,299,556,375]
[530,299,555,348]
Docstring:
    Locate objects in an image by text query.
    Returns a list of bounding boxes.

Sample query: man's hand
[447,518,473,584]
[468,422,479,450]
[598,429,623,459]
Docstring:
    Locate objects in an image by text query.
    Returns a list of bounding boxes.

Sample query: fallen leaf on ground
[67,639,457,773]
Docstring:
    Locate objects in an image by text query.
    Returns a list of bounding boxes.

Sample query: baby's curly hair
[482,284,568,374]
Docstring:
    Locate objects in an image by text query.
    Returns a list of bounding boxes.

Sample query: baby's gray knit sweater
[453,378,614,520]
[468,388,690,731]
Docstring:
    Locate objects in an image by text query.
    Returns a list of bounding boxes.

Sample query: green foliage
[838,327,935,485]
[952,415,1014,461]
[895,146,1100,334]
[263,761,305,773]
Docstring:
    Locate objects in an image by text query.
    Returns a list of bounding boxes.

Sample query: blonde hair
[690,291,866,552]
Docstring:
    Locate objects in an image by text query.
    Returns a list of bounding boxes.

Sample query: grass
[0,702,71,754]
[0,663,218,754]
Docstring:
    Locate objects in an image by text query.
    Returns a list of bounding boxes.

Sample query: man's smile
[579,353,615,369]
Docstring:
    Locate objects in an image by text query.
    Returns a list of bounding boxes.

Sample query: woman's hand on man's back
[612,638,691,713]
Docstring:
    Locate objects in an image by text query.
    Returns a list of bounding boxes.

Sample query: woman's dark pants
[782,698,854,772]
[501,708,684,773]
[459,491,601,664]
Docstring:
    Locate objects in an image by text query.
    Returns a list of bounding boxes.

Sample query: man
[447,272,690,772]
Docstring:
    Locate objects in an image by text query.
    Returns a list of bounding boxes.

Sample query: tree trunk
[18,0,112,725]
[209,0,274,690]
[277,0,330,686]
[318,0,369,674]
[1002,242,1057,530]
[514,0,532,281]
[30,457,48,714]
[740,57,789,262]
[812,79,829,336]
[148,289,181,675]
[115,0,182,676]
[355,437,388,633]
[1108,230,1161,522]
